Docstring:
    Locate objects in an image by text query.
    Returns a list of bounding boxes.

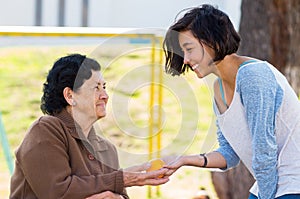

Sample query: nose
[99,90,109,101]
[183,53,190,65]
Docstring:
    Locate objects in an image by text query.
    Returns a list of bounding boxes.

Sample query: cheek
[204,48,215,62]
[200,54,213,67]
[93,92,100,101]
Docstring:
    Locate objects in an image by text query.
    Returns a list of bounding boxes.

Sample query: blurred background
[0,0,241,28]
[0,1,241,198]
[1,0,300,199]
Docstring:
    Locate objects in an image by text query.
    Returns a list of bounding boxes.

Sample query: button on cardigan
[10,109,129,199]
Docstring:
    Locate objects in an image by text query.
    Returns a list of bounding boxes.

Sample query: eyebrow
[182,42,193,48]
[96,81,106,85]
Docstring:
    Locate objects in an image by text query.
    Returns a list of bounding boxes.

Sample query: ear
[63,87,75,106]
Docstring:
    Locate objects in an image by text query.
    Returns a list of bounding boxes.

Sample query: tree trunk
[212,1,300,199]
[211,163,254,199]
[238,0,300,95]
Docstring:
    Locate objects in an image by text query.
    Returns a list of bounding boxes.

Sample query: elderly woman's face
[73,70,109,121]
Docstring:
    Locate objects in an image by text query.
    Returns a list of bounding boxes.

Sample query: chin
[98,113,106,119]
[95,110,106,119]
[96,106,106,118]
[197,73,204,78]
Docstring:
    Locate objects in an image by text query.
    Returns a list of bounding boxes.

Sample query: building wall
[0,0,35,26]
[0,0,241,29]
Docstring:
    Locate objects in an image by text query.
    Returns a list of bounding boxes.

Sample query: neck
[66,106,94,138]
[216,54,250,89]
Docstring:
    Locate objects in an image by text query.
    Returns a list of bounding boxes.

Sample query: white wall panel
[0,0,35,25]
[0,0,241,29]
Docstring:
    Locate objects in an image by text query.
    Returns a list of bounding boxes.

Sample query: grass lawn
[0,42,219,199]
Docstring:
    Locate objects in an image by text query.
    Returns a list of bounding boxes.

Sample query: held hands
[122,155,189,187]
[85,157,186,198]
[123,161,169,187]
[161,155,185,176]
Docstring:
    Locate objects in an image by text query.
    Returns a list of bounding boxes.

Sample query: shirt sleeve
[16,119,126,199]
[110,144,130,199]
[237,64,283,199]
[215,119,240,170]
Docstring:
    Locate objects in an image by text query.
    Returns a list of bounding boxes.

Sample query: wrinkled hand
[85,191,124,199]
[123,168,169,187]
[161,155,184,176]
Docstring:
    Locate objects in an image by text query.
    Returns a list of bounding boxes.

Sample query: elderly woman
[10,54,169,199]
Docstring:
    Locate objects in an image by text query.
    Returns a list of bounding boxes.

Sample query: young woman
[162,4,300,199]
[10,54,169,199]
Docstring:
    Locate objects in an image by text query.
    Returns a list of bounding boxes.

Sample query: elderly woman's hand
[85,191,124,199]
[123,167,169,187]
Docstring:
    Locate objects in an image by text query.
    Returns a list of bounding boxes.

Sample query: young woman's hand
[85,191,124,199]
[161,155,185,176]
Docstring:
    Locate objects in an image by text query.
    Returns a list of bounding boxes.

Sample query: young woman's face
[73,70,109,121]
[178,30,216,78]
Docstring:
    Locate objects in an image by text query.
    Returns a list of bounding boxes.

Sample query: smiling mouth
[96,103,106,108]
[191,64,199,70]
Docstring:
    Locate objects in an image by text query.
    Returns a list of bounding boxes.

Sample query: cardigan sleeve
[109,141,130,199]
[15,117,126,199]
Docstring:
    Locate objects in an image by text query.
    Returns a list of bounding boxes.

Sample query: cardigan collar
[54,109,108,151]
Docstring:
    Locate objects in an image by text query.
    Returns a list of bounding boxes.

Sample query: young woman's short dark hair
[163,4,241,76]
[41,54,101,115]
